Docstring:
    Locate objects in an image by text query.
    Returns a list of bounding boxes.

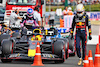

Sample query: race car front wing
[0,53,63,61]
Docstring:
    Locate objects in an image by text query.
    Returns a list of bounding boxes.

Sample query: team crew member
[70,4,92,65]
[48,9,55,27]
[63,6,69,15]
[68,7,73,15]
[9,9,22,27]
[34,7,41,26]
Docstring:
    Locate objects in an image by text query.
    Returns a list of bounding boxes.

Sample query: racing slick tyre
[68,37,75,56]
[1,39,13,63]
[2,39,13,55]
[57,38,69,59]
[0,34,10,46]
[53,40,65,63]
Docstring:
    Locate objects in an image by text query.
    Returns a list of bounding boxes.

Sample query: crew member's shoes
[78,58,82,65]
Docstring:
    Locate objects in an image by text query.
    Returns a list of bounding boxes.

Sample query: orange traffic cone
[88,50,94,67]
[83,55,89,67]
[94,43,100,67]
[31,42,44,66]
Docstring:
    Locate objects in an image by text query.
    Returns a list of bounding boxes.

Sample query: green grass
[46,4,100,12]
[46,6,64,11]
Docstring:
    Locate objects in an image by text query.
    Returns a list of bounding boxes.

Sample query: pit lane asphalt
[0,45,96,67]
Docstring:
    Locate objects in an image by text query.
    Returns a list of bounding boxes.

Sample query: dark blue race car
[44,27,76,56]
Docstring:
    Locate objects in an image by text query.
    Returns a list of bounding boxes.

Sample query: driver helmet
[27,8,34,18]
[76,4,85,17]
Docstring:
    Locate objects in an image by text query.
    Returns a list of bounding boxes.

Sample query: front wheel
[2,39,13,55]
[1,39,13,63]
[57,38,69,59]
[53,40,65,63]
[54,49,65,64]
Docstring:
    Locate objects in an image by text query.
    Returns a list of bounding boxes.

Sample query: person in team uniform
[68,7,73,15]
[34,7,41,26]
[63,6,69,15]
[9,9,22,28]
[48,9,55,27]
[70,4,92,65]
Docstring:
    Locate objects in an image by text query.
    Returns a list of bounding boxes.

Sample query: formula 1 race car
[44,27,75,56]
[0,26,68,63]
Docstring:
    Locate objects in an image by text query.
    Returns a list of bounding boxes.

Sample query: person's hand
[89,35,92,40]
[70,35,73,40]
